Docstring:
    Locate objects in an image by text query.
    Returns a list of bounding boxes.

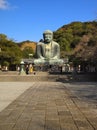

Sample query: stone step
[0,74,97,82]
[0,71,97,82]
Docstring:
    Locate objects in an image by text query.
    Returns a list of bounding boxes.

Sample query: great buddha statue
[34,30,64,65]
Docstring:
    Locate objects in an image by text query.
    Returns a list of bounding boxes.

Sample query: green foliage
[0,34,7,42]
[71,36,81,48]
[0,34,22,65]
[54,21,97,63]
[22,47,34,58]
[3,61,9,66]
[54,28,73,52]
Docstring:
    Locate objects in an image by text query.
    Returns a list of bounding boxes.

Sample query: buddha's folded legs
[49,59,64,65]
[34,58,64,65]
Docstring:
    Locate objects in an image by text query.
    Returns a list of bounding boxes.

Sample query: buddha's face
[43,33,53,44]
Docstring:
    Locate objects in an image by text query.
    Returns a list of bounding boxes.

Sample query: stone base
[34,59,64,65]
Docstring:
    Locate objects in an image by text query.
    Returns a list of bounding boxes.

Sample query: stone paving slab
[0,82,33,112]
[0,82,97,130]
[65,82,97,104]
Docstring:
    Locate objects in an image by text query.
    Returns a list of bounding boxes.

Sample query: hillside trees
[0,34,22,66]
[22,47,34,58]
[54,21,97,65]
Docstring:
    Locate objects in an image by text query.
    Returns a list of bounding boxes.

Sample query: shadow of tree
[55,72,97,83]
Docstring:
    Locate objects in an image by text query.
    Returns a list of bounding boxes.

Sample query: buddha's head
[43,30,53,44]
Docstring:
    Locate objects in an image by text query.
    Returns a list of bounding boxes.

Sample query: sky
[0,0,97,43]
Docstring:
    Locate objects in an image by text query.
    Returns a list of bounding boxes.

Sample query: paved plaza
[0,81,97,130]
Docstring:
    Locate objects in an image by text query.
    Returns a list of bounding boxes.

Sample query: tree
[22,47,34,58]
[54,21,97,66]
[0,34,22,65]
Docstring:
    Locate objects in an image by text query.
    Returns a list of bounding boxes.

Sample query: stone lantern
[19,60,26,75]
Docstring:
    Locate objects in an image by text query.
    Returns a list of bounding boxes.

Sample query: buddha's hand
[40,57,45,60]
[51,57,58,60]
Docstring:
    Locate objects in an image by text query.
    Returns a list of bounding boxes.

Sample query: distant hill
[53,21,97,64]
[18,40,36,52]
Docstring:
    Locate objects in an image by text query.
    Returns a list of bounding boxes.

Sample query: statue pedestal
[34,59,64,66]
[34,58,64,72]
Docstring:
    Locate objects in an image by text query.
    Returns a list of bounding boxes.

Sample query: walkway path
[0,82,97,130]
[0,82,33,112]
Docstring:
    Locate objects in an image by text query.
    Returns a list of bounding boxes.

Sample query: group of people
[25,64,33,75]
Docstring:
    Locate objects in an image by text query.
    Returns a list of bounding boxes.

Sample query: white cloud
[0,0,18,10]
[0,0,9,9]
